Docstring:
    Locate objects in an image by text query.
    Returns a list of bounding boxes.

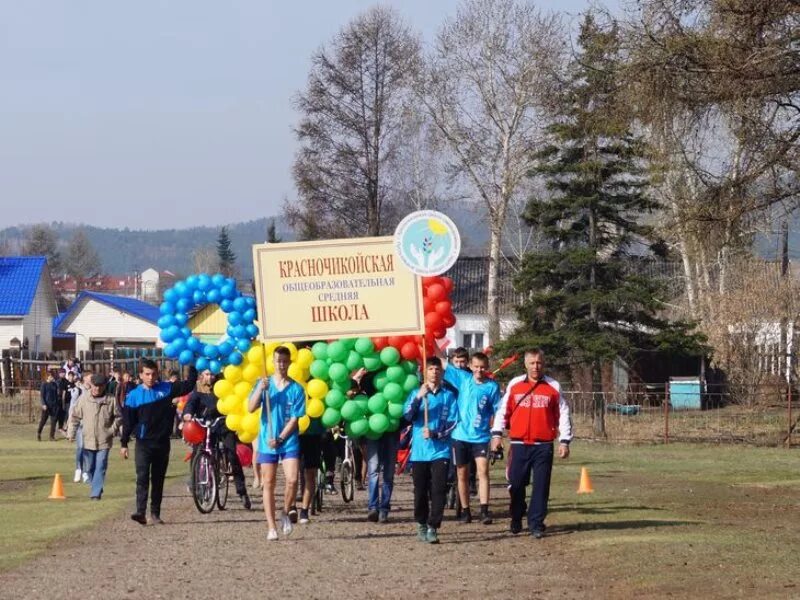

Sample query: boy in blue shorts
[247,346,306,541]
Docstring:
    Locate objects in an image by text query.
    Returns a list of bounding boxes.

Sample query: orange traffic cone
[48,473,66,500]
[577,467,594,494]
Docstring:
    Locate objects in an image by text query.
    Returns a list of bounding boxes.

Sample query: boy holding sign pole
[403,357,458,544]
[247,346,306,541]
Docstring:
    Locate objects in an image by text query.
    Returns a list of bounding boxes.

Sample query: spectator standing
[37,371,60,441]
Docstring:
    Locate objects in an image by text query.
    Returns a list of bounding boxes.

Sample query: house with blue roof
[0,256,59,353]
[54,291,162,354]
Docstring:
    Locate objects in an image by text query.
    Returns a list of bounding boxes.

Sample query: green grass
[0,423,188,572]
[539,442,800,598]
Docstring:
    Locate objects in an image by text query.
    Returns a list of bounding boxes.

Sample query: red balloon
[442,312,456,328]
[387,336,406,349]
[425,311,443,330]
[236,443,253,468]
[422,297,435,313]
[435,300,452,317]
[422,276,443,288]
[372,337,389,351]
[400,341,420,360]
[182,421,206,445]
[425,339,436,355]
[413,335,423,344]
[427,283,446,302]
[432,327,446,339]
[441,276,454,293]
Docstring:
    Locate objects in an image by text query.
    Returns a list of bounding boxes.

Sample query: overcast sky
[1,0,613,230]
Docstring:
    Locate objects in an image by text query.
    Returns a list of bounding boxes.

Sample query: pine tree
[504,14,702,436]
[266,219,282,243]
[66,229,102,292]
[216,226,237,277]
[23,224,62,275]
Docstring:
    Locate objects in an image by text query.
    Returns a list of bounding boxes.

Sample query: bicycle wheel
[216,450,230,510]
[192,451,216,514]
[313,468,324,514]
[340,459,354,503]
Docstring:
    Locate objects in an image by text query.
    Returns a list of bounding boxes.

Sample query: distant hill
[0,209,491,276]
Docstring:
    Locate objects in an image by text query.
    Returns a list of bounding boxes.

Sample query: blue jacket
[253,377,306,455]
[403,382,458,462]
[444,364,501,444]
[122,367,197,447]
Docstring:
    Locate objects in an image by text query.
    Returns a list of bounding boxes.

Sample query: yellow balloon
[234,380,252,399]
[242,412,260,435]
[213,379,233,399]
[247,344,265,365]
[298,415,310,434]
[239,397,251,414]
[242,363,261,383]
[296,348,314,369]
[265,342,280,357]
[226,413,242,431]
[223,364,242,384]
[283,342,298,360]
[307,378,329,399]
[287,362,305,382]
[306,398,325,419]
[238,430,257,444]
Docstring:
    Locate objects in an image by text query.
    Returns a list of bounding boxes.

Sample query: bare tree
[289,6,421,238]
[192,246,217,274]
[419,0,565,344]
[23,224,62,275]
[66,229,101,291]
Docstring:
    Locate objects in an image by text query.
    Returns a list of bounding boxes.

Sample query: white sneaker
[81,472,90,484]
[281,513,293,537]
[73,469,82,483]
[267,529,278,541]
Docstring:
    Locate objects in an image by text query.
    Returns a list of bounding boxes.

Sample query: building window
[461,332,484,350]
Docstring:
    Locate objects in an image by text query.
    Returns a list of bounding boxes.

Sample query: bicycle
[189,416,230,514]
[339,432,355,503]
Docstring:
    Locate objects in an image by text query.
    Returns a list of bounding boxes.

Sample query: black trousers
[135,440,170,517]
[37,409,57,439]
[412,459,449,529]
[508,443,554,532]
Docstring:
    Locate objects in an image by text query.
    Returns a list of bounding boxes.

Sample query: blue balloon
[226,325,236,337]
[174,313,188,326]
[232,325,247,339]
[163,289,177,303]
[179,350,194,365]
[203,344,219,359]
[185,275,198,290]
[206,289,220,304]
[242,308,256,323]
[192,290,204,304]
[172,337,187,352]
[236,339,251,352]
[174,281,189,297]
[218,340,234,356]
[179,327,192,339]
[220,285,235,300]
[246,324,259,338]
[228,351,243,366]
[212,273,225,287]
[233,297,247,312]
[187,337,202,352]
[197,274,212,291]
[220,299,233,313]
[160,326,178,343]
[163,343,178,358]
[157,315,175,329]
[176,298,192,313]
[159,302,174,316]
[196,356,209,371]
[209,359,222,374]
[245,297,256,308]
[228,311,243,326]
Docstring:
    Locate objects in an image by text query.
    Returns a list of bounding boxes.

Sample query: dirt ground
[0,472,595,600]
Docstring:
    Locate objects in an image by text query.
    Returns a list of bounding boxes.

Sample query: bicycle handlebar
[193,416,226,428]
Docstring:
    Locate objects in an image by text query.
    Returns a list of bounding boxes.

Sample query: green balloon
[340,401,363,422]
[387,417,400,432]
[401,360,418,374]
[383,382,403,403]
[354,337,375,355]
[386,365,405,384]
[325,389,346,409]
[321,407,341,428]
[353,395,369,414]
[380,346,400,366]
[328,362,349,383]
[341,338,356,350]
[388,402,405,419]
[350,418,370,437]
[363,354,382,372]
[345,350,364,371]
[403,373,420,393]
[369,413,389,434]
[367,393,388,415]
[374,373,388,391]
[332,379,352,393]
[365,428,382,440]
[312,342,328,360]
[327,341,348,362]
[309,359,329,380]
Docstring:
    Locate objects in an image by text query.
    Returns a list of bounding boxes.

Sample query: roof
[56,291,160,331]
[52,313,75,339]
[443,256,520,315]
[0,256,47,316]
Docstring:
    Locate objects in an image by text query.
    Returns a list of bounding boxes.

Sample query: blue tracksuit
[444,364,501,444]
[403,382,458,462]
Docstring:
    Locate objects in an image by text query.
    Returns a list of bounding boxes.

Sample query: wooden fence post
[664,382,670,444]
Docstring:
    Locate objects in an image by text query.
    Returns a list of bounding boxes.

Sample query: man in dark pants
[403,357,458,544]
[121,359,197,525]
[491,349,572,538]
[37,371,60,441]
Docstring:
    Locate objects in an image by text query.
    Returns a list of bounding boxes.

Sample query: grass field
[1,423,799,598]
[0,423,189,572]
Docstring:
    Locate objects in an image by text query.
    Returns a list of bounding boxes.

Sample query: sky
[1,0,614,230]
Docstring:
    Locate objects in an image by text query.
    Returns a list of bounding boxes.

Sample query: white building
[55,291,163,354]
[0,256,58,353]
[140,268,177,303]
